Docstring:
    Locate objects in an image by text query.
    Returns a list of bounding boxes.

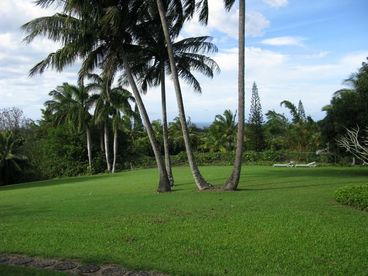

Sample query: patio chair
[295,161,317,168]
[272,161,295,168]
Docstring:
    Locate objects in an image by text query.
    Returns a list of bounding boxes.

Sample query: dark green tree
[321,58,368,152]
[0,131,27,185]
[248,82,265,151]
[298,100,306,122]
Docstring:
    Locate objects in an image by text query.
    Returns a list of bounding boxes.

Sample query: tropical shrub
[335,184,368,211]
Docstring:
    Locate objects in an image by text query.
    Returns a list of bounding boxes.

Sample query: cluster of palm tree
[266,100,321,153]
[201,110,237,153]
[23,0,246,192]
[44,78,135,174]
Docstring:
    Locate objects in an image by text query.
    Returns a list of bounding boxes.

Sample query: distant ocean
[194,122,211,129]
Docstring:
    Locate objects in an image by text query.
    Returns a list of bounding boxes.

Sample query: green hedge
[335,185,368,211]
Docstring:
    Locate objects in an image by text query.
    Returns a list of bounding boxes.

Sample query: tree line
[2,55,368,186]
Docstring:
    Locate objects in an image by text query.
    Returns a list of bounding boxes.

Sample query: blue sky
[0,0,367,123]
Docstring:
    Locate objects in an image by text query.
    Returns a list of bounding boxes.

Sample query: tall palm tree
[0,131,27,186]
[222,0,245,191]
[45,82,94,170]
[155,0,245,190]
[155,0,214,190]
[128,13,219,186]
[23,0,171,192]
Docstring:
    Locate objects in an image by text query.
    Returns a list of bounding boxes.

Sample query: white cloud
[182,4,269,39]
[261,36,304,46]
[0,0,55,32]
[263,0,288,8]
[246,12,270,37]
[303,51,330,59]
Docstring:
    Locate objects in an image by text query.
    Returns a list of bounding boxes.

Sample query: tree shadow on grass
[0,174,114,192]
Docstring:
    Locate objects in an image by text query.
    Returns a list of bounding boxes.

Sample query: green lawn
[1,166,368,275]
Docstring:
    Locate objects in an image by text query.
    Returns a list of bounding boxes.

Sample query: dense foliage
[335,184,368,211]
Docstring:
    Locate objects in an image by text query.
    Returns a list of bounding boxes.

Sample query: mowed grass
[1,166,368,275]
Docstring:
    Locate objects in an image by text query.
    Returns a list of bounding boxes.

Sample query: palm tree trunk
[156,0,212,190]
[100,128,105,152]
[112,129,117,173]
[160,66,174,186]
[86,127,92,172]
[224,0,245,191]
[104,123,111,172]
[120,49,171,192]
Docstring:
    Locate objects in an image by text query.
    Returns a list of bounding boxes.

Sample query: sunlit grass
[1,166,368,275]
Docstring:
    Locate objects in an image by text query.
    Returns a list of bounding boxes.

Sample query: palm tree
[128,12,219,186]
[109,88,135,173]
[88,73,135,173]
[23,0,171,192]
[209,110,237,153]
[0,131,27,185]
[222,0,245,191]
[87,74,114,172]
[155,0,245,190]
[45,82,94,170]
[155,0,215,190]
[280,100,302,124]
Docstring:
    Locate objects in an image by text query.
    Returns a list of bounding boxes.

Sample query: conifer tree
[248,82,265,151]
[298,100,306,122]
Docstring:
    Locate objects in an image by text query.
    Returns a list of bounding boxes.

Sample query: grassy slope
[0,166,367,275]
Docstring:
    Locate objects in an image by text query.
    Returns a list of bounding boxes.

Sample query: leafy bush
[335,185,368,211]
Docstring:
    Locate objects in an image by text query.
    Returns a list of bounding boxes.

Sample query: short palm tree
[210,110,237,152]
[109,88,135,173]
[45,82,94,170]
[88,73,135,173]
[0,131,27,186]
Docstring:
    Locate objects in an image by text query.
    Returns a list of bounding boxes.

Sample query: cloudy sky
[0,0,367,123]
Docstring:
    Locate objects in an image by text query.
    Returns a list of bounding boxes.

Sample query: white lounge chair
[273,161,295,168]
[295,161,317,168]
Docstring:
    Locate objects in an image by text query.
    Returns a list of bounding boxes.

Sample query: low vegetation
[1,166,368,275]
[335,184,368,211]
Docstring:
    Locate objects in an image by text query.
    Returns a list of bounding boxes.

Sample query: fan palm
[45,82,94,170]
[23,0,171,192]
